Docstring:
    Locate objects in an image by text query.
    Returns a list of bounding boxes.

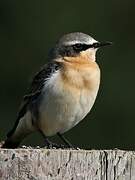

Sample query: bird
[2,32,112,148]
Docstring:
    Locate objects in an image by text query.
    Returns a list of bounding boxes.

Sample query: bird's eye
[73,43,83,51]
[72,43,90,52]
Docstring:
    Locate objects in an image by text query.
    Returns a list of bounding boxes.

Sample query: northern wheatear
[2,32,111,148]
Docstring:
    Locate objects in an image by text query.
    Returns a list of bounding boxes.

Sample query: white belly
[38,70,100,136]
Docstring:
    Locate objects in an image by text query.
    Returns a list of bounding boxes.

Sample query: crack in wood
[0,149,135,180]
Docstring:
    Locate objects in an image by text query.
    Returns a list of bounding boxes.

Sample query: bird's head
[50,32,112,63]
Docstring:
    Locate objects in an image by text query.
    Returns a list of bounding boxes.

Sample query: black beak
[92,41,112,48]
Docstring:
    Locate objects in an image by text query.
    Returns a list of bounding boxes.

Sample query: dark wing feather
[7,61,60,137]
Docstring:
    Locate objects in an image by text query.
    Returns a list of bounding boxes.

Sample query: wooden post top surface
[0,148,135,180]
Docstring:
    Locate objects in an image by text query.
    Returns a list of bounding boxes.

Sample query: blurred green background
[0,0,135,150]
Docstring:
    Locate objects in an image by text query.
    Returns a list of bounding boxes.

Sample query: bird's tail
[2,138,20,148]
[2,128,33,148]
[2,129,28,148]
[2,116,35,149]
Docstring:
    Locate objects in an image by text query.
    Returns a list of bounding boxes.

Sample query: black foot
[41,142,69,149]
[46,142,64,149]
[57,133,78,149]
[39,130,80,150]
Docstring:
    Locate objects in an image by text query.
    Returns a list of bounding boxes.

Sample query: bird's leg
[57,133,76,149]
[39,130,62,149]
[39,129,52,148]
[43,137,54,149]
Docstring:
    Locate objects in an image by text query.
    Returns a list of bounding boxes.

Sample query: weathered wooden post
[0,149,135,179]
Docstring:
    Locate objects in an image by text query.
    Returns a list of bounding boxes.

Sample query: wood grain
[0,149,135,180]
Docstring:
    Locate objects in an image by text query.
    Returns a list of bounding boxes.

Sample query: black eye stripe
[74,43,82,48]
[91,42,100,48]
[57,41,111,57]
[72,43,91,51]
[59,43,98,57]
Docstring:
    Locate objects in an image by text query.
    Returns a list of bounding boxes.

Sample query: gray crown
[57,32,96,46]
[50,32,97,58]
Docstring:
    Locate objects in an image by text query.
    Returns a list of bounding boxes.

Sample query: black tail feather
[2,138,20,149]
